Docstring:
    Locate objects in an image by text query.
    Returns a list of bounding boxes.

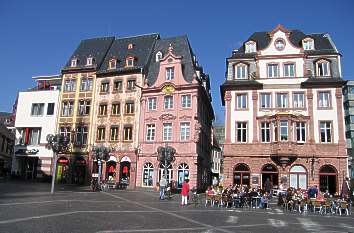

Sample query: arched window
[233,163,250,186]
[245,41,256,53]
[109,59,117,69]
[142,162,154,187]
[289,165,307,189]
[159,163,173,183]
[156,51,163,62]
[302,38,314,50]
[126,57,135,67]
[316,60,330,77]
[234,63,248,79]
[177,163,189,188]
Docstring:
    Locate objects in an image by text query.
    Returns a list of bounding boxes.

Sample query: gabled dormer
[154,44,189,87]
[302,37,314,50]
[71,57,78,67]
[86,55,95,66]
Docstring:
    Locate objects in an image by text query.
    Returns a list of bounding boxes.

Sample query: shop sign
[92,173,99,178]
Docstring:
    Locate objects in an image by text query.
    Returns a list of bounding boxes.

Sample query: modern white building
[12,75,61,179]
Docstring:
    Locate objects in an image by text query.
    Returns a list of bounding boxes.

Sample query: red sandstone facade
[221,25,347,194]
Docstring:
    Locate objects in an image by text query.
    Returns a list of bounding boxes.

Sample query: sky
[1,0,354,125]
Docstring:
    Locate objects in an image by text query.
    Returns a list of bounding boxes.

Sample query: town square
[0,0,354,232]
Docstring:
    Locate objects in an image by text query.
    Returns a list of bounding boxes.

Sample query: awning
[120,156,131,163]
[107,156,117,162]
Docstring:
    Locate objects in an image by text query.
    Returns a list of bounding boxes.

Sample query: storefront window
[143,163,154,187]
[289,165,307,189]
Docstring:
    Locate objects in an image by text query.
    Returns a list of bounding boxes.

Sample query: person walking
[159,176,167,200]
[341,177,350,199]
[181,179,190,206]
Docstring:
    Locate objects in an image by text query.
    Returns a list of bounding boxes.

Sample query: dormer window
[126,57,135,67]
[303,38,314,50]
[275,38,285,50]
[245,41,256,53]
[109,59,117,69]
[156,51,163,62]
[86,57,94,66]
[71,59,78,67]
[316,60,330,77]
[128,43,134,49]
[234,63,248,79]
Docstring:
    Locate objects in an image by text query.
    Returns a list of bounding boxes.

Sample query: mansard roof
[301,77,346,88]
[146,35,196,86]
[62,37,115,73]
[97,33,160,76]
[229,27,339,59]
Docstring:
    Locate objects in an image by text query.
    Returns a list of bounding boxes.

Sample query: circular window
[275,38,285,50]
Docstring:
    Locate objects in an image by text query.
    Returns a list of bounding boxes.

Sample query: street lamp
[46,134,70,194]
[92,146,111,185]
[157,143,176,180]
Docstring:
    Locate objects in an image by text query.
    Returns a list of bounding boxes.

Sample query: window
[180,122,190,140]
[128,43,133,49]
[78,100,90,116]
[318,91,330,108]
[261,122,270,143]
[293,93,305,108]
[260,93,271,108]
[245,41,256,53]
[123,126,133,141]
[164,96,173,109]
[320,122,332,143]
[28,128,41,145]
[148,98,157,111]
[166,67,174,80]
[290,165,307,189]
[109,59,117,69]
[97,127,105,141]
[236,94,247,109]
[100,82,109,93]
[316,61,330,76]
[64,79,76,92]
[110,126,119,141]
[275,39,285,50]
[113,80,123,91]
[125,102,134,114]
[126,57,134,67]
[98,104,107,116]
[284,64,295,77]
[146,124,156,141]
[296,122,306,142]
[181,95,191,108]
[80,78,93,91]
[163,123,172,141]
[86,57,94,66]
[280,120,288,141]
[46,103,55,115]
[236,122,247,143]
[127,80,136,91]
[303,39,314,50]
[62,101,74,117]
[268,64,279,78]
[31,103,44,116]
[143,163,154,187]
[276,93,288,108]
[60,127,71,142]
[71,59,77,67]
[235,64,248,79]
[156,51,163,62]
[76,126,88,145]
[111,103,120,115]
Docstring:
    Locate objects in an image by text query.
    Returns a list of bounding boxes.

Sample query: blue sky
[1,0,354,125]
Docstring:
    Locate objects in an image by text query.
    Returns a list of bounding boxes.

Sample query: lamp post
[306,155,320,181]
[46,134,70,194]
[157,143,176,181]
[92,146,111,185]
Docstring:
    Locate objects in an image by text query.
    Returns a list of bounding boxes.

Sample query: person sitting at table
[308,185,318,198]
[249,188,259,208]
[323,189,331,199]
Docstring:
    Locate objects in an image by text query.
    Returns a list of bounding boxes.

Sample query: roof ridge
[159,35,188,41]
[117,33,160,40]
[81,36,115,42]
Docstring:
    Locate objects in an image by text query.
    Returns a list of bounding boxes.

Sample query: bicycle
[190,188,200,206]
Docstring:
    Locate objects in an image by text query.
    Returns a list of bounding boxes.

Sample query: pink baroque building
[136,36,214,190]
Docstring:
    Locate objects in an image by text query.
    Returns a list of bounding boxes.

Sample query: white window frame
[110,126,119,141]
[295,122,306,143]
[268,64,279,78]
[181,95,191,108]
[78,100,90,116]
[236,94,247,109]
[146,124,156,141]
[293,93,305,108]
[236,122,247,143]
[166,67,174,80]
[280,120,288,141]
[164,96,173,109]
[261,122,270,143]
[156,51,162,62]
[284,63,295,77]
[303,39,314,50]
[235,64,248,79]
[86,57,93,66]
[31,103,45,116]
[276,93,288,108]
[320,122,332,143]
[148,98,157,111]
[71,59,77,67]
[316,61,330,76]
[163,123,172,141]
[180,122,190,141]
[245,41,256,53]
[260,93,271,108]
[318,91,330,108]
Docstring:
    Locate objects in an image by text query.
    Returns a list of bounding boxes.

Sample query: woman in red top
[181,179,190,206]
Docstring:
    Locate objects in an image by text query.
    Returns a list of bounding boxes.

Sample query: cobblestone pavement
[0,181,353,233]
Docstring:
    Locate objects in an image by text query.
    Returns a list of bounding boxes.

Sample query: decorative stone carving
[179,115,192,121]
[159,113,176,121]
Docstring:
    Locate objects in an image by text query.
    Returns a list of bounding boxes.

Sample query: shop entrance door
[261,164,279,189]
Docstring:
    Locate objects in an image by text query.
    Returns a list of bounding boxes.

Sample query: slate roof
[62,37,115,73]
[0,112,12,117]
[97,33,160,76]
[146,35,196,86]
[229,29,338,59]
[301,78,346,88]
